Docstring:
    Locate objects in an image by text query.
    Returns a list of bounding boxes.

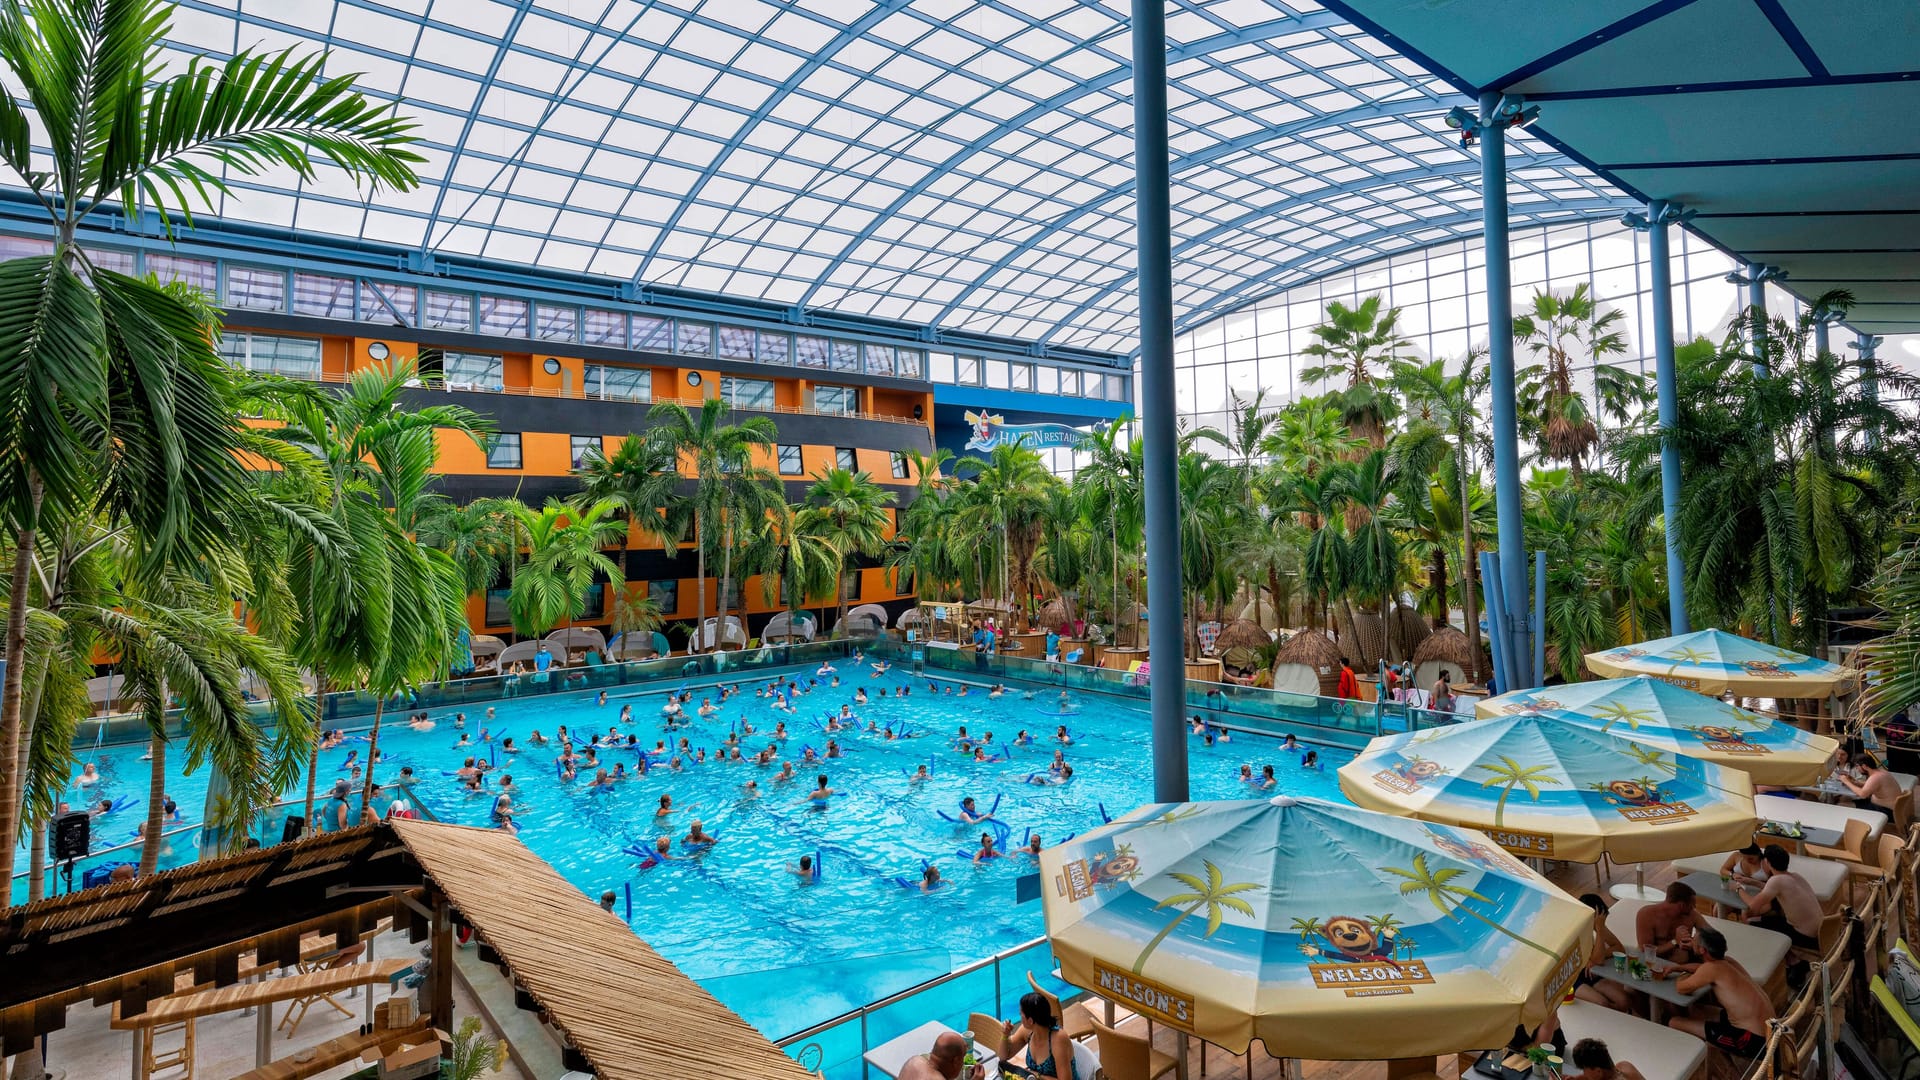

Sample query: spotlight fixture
[1443,105,1477,130]
[1505,104,1540,128]
[1620,211,1650,230]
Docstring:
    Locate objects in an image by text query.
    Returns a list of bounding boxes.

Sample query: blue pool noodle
[1098,802,1112,823]
[624,882,633,922]
[814,847,824,882]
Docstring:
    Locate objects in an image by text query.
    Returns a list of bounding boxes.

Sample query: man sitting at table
[900,1031,985,1080]
[1836,754,1902,813]
[1569,1038,1644,1080]
[1636,882,1708,962]
[1734,845,1823,950]
[1668,929,1776,1058]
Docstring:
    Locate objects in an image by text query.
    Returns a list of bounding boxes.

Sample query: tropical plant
[1297,296,1409,449]
[575,434,685,580]
[802,468,896,633]
[646,399,777,650]
[955,443,1055,620]
[1073,419,1142,640]
[506,499,626,639]
[1131,860,1260,974]
[1474,755,1562,827]
[446,1016,506,1080]
[1391,351,1492,678]
[1512,284,1627,477]
[1380,852,1556,956]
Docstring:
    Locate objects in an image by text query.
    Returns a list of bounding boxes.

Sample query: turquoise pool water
[18,663,1354,1038]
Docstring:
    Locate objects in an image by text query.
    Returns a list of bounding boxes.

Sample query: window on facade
[1057,368,1080,396]
[719,376,775,409]
[757,331,790,365]
[584,363,650,402]
[723,579,745,611]
[896,568,915,596]
[226,264,285,311]
[795,335,830,369]
[443,351,504,391]
[841,573,862,601]
[0,236,50,259]
[535,303,578,342]
[676,321,714,356]
[891,453,909,480]
[895,349,924,379]
[1010,363,1033,392]
[1110,375,1130,401]
[582,308,625,346]
[478,295,529,336]
[631,315,672,352]
[829,341,861,372]
[217,332,323,381]
[292,272,354,318]
[570,435,603,467]
[424,289,472,330]
[82,246,135,275]
[813,385,856,415]
[647,580,678,611]
[486,433,523,469]
[578,583,606,620]
[930,352,955,383]
[985,359,1009,389]
[1037,365,1059,395]
[777,444,802,474]
[484,589,511,626]
[717,325,755,361]
[864,344,894,376]
[835,447,857,471]
[148,254,216,292]
[956,355,981,385]
[361,281,416,325]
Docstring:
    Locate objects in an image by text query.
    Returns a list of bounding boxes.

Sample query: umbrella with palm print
[1477,674,1837,785]
[1338,712,1757,863]
[1038,796,1594,1060]
[1584,628,1855,697]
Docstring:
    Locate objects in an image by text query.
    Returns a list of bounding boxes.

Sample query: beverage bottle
[962,1030,978,1069]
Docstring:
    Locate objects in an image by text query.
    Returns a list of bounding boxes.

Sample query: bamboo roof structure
[1412,626,1477,672]
[389,819,813,1080]
[1212,618,1273,653]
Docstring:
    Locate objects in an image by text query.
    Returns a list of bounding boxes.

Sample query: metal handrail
[775,935,1050,1047]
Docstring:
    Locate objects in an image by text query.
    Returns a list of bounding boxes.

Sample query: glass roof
[31,0,1636,353]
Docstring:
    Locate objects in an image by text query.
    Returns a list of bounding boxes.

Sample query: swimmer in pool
[646,836,674,865]
[959,796,994,825]
[802,746,820,765]
[699,698,719,716]
[826,740,843,759]
[1022,834,1044,858]
[871,660,890,676]
[774,721,789,740]
[588,768,615,792]
[1048,750,1067,775]
[952,726,970,746]
[612,762,628,780]
[454,713,467,730]
[500,736,517,753]
[454,733,471,748]
[1013,730,1033,746]
[741,779,760,797]
[775,761,797,783]
[1258,764,1277,789]
[1238,764,1255,784]
[1054,725,1073,746]
[489,793,516,831]
[802,775,838,807]
[526,729,547,746]
[921,865,943,892]
[1282,734,1298,751]
[618,704,632,724]
[912,764,931,782]
[973,747,992,762]
[817,662,836,676]
[409,714,436,731]
[971,833,1003,864]
[683,820,717,846]
[597,691,607,706]
[1301,751,1320,770]
[486,707,497,724]
[790,854,817,882]
[655,793,676,819]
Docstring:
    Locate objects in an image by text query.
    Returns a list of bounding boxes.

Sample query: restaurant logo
[1428,826,1538,870]
[1479,826,1556,858]
[1093,963,1194,1029]
[1294,913,1435,997]
[1372,756,1446,794]
[1544,944,1588,1005]
[1306,960,1436,998]
[1689,725,1771,755]
[1056,858,1095,902]
[1739,660,1791,679]
[1596,779,1696,823]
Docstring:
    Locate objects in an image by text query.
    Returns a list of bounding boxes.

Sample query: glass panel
[813,385,856,415]
[956,355,980,385]
[895,348,924,379]
[985,359,1009,389]
[829,340,860,372]
[757,331,790,365]
[717,325,755,361]
[1010,362,1033,392]
[631,314,672,352]
[570,435,602,467]
[147,254,216,292]
[777,445,801,473]
[217,333,322,381]
[891,454,909,479]
[1057,368,1080,396]
[719,376,775,409]
[835,447,857,471]
[484,589,511,627]
[578,583,606,620]
[361,281,417,325]
[225,264,285,310]
[647,580,678,610]
[930,352,955,383]
[1110,374,1130,401]
[424,289,472,331]
[535,303,578,342]
[292,272,353,318]
[677,321,714,357]
[0,235,51,259]
[1037,366,1059,394]
[478,295,529,336]
[584,363,650,402]
[444,351,504,391]
[81,246,134,275]
[582,308,625,346]
[486,433,522,469]
[863,343,894,376]
[795,335,830,369]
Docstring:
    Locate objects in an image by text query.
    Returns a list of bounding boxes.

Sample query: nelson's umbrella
[1585,629,1856,698]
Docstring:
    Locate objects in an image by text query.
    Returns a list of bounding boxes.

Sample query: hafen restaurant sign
[963,410,1092,453]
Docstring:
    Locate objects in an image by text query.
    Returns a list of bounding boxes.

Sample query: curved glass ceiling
[35,0,1636,353]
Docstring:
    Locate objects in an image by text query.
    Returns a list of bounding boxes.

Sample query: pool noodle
[1098,802,1112,823]
[813,847,824,883]
[107,795,137,813]
[624,882,633,922]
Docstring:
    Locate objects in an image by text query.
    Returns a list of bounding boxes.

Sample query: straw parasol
[1338,713,1759,864]
[1476,675,1840,787]
[1585,628,1857,697]
[1037,597,1076,631]
[1412,627,1477,689]
[1348,610,1385,668]
[1389,605,1432,662]
[1040,796,1593,1060]
[1213,618,1272,653]
[1272,628,1342,696]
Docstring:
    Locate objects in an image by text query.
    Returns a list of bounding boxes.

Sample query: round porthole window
[686,371,703,387]
[367,341,390,361]
[543,357,561,375]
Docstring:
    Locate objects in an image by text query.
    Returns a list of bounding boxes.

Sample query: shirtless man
[899,1031,983,1080]
[1635,882,1708,963]
[1668,928,1776,1058]
[1736,845,1824,949]
[1568,1039,1644,1080]
[802,774,837,806]
[683,820,718,846]
[1837,755,1902,812]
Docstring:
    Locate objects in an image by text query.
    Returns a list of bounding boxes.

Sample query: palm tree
[802,468,896,633]
[0,0,421,882]
[1298,296,1410,449]
[1381,852,1557,956]
[646,399,777,650]
[1592,702,1655,732]
[1289,915,1324,943]
[1334,449,1404,663]
[507,499,626,639]
[1512,284,1627,478]
[1624,745,1677,774]
[1392,351,1492,679]
[1474,756,1562,828]
[415,496,519,599]
[575,434,684,581]
[1074,420,1142,641]
[957,444,1055,622]
[759,500,841,635]
[1131,860,1260,974]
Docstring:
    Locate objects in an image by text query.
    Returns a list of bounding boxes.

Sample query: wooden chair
[1026,971,1095,1041]
[1805,819,1871,865]
[1092,1020,1178,1080]
[1893,791,1914,839]
[967,1012,1010,1061]
[277,945,365,1037]
[142,1018,195,1080]
[1846,834,1908,905]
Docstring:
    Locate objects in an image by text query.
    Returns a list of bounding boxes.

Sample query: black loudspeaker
[562,1046,592,1073]
[513,986,538,1011]
[912,404,924,419]
[52,811,90,861]
[281,815,305,844]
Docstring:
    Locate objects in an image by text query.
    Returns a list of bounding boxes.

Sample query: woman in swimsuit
[1001,992,1079,1078]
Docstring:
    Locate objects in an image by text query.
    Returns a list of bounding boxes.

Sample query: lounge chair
[1025,971,1095,1041]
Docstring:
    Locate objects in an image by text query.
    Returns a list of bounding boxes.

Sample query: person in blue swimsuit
[1001,992,1079,1078]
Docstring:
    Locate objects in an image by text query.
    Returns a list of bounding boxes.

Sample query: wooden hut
[1411,626,1478,692]
[1213,618,1273,654]
[1036,597,1076,632]
[1387,605,1432,663]
[1272,628,1342,696]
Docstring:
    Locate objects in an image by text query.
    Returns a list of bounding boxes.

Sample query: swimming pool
[18,661,1356,1038]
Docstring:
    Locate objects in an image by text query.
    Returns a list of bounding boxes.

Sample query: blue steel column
[1131,0,1188,801]
[1647,201,1690,635]
[1479,91,1533,690]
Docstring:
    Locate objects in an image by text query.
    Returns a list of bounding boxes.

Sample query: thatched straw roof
[1349,611,1386,668]
[1213,618,1273,653]
[1412,626,1476,670]
[1237,598,1281,631]
[391,820,813,1080]
[1388,605,1431,658]
[1273,628,1341,671]
[1037,597,1075,630]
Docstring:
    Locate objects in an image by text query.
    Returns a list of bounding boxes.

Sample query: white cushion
[1888,946,1920,1024]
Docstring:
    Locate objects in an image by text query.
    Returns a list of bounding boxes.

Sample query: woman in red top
[1335,658,1359,700]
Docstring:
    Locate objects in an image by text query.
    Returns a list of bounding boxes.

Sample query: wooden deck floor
[1071,854,1680,1080]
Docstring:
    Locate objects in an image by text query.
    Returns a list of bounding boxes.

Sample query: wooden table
[1600,900,1791,1020]
[1672,852,1849,910]
[865,1021,1001,1079]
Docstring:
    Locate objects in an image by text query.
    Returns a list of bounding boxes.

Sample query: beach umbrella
[1584,628,1856,697]
[1040,797,1594,1060]
[1339,713,1757,864]
[1477,676,1838,786]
